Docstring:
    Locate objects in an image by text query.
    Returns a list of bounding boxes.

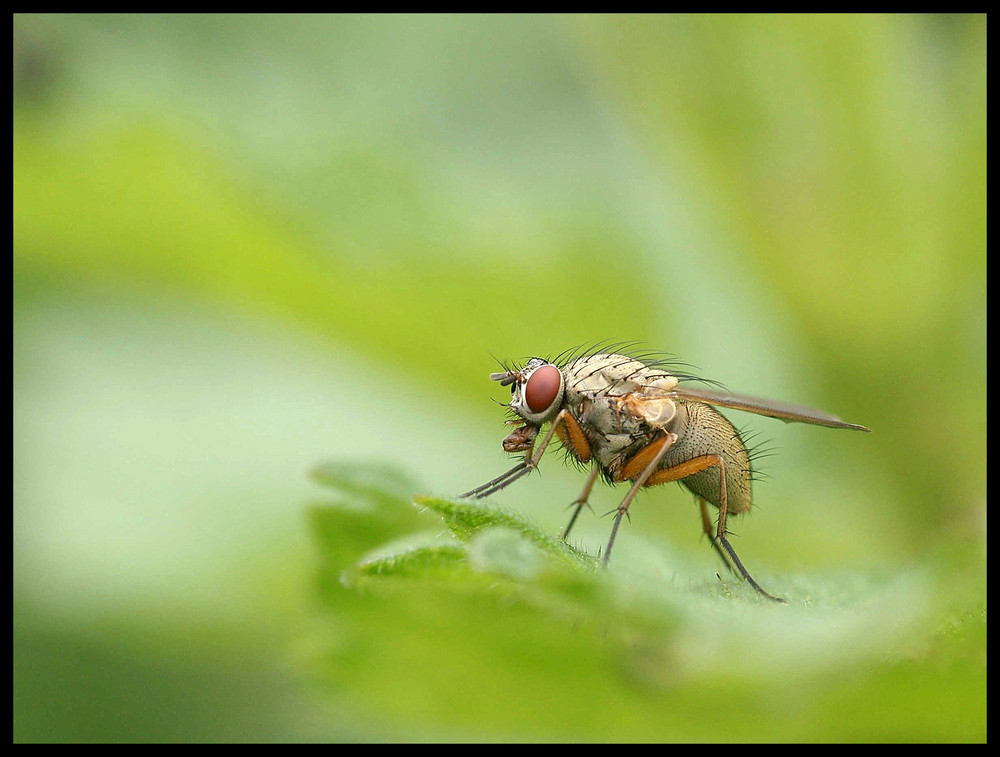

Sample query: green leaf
[414,495,595,571]
[304,460,985,742]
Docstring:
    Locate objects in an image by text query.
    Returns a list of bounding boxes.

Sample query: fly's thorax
[573,394,651,469]
[562,353,679,403]
[663,401,753,514]
[560,352,683,471]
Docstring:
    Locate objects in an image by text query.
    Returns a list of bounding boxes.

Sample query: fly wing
[670,386,870,432]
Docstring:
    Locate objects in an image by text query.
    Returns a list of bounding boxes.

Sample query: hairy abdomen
[661,402,753,514]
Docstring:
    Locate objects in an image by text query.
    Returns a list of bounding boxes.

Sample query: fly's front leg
[460,457,534,499]
[461,409,588,500]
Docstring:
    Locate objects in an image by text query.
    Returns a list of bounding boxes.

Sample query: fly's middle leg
[562,464,600,541]
[603,431,678,566]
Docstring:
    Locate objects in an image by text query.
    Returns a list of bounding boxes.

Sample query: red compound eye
[524,365,562,414]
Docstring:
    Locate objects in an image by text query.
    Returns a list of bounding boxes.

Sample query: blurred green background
[14,14,985,742]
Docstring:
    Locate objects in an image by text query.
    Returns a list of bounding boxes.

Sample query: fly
[461,346,870,602]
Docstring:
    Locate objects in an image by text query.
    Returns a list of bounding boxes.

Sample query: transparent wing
[670,386,871,432]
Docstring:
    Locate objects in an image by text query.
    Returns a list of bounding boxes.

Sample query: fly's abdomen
[662,402,753,514]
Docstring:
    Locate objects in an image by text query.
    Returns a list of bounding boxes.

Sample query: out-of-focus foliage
[14,14,984,742]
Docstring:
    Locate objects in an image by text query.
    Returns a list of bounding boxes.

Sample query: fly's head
[490,358,565,427]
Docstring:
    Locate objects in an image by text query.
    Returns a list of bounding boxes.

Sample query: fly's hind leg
[694,458,785,604]
[699,497,739,578]
[630,451,785,603]
[709,462,785,603]
[714,534,785,603]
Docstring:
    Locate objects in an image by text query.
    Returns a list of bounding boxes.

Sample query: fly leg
[561,465,600,541]
[461,409,589,500]
[460,460,534,499]
[603,432,678,566]
[711,472,786,603]
[622,451,785,602]
[699,497,739,578]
